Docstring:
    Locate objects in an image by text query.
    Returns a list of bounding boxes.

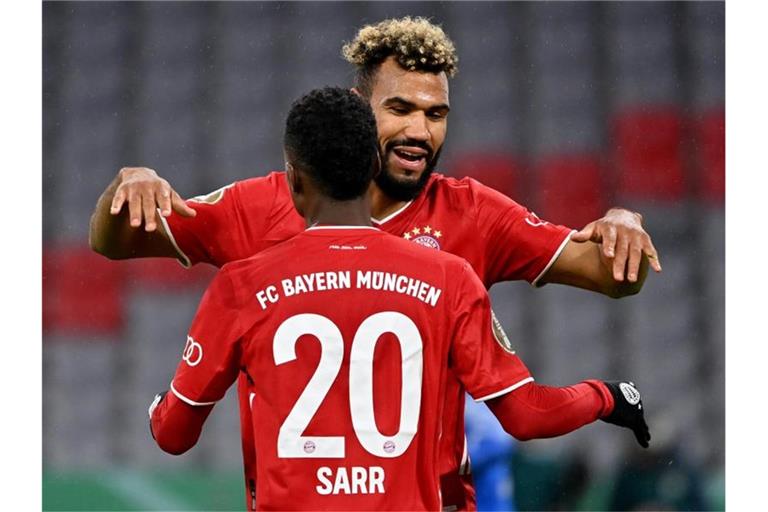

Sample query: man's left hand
[570,208,662,283]
[601,380,651,448]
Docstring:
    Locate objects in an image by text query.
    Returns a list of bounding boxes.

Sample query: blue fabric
[464,396,516,511]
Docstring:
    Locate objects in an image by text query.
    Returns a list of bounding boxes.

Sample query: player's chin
[390,168,425,184]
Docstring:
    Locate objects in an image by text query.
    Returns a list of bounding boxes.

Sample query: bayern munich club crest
[403,225,442,250]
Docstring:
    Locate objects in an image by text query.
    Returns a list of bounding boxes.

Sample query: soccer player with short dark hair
[148,87,649,511]
[91,17,661,511]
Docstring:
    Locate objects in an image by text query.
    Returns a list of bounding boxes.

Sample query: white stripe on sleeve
[170,381,218,406]
[158,209,192,269]
[474,376,535,402]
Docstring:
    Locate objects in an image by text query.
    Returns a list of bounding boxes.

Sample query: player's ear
[286,162,303,196]
[350,87,362,98]
[285,161,306,217]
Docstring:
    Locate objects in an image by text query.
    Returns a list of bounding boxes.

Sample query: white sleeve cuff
[531,230,576,287]
[158,209,192,269]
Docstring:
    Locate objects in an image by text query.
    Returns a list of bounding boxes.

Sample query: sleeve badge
[491,310,515,354]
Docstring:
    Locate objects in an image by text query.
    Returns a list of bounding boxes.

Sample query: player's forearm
[544,241,648,298]
[486,380,614,441]
[584,241,649,298]
[89,172,177,260]
[89,174,128,257]
[150,391,213,455]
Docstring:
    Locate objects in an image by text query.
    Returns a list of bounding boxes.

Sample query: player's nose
[403,112,430,143]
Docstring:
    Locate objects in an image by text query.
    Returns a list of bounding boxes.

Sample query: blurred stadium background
[42,2,724,510]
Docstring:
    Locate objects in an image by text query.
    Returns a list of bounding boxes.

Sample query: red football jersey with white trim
[166,172,572,287]
[169,227,532,511]
[165,172,572,509]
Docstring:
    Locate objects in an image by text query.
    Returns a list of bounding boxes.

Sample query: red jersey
[168,227,533,511]
[163,172,573,509]
[166,172,572,288]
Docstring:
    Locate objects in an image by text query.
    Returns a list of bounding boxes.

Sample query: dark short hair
[284,87,378,201]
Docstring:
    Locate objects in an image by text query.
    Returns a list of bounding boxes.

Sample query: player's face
[368,57,450,201]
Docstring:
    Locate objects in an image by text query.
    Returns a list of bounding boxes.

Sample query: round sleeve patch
[189,183,234,205]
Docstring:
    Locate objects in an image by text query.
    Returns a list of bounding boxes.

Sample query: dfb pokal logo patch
[403,225,442,250]
[189,183,234,205]
[491,310,515,354]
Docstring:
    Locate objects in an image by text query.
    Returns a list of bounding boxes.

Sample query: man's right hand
[110,167,197,232]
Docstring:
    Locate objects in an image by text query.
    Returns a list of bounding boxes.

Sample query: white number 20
[273,312,423,459]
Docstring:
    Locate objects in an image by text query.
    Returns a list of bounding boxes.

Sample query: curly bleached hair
[342,17,458,97]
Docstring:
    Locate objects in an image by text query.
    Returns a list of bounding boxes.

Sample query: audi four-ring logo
[183,335,203,367]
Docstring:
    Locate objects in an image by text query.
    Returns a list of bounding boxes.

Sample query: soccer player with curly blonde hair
[342,16,458,93]
[91,16,661,511]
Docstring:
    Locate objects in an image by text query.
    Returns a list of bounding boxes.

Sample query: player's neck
[306,197,373,228]
[368,184,409,221]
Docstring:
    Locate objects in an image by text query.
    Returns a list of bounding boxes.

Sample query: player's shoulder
[187,171,288,208]
[220,236,292,276]
[233,171,288,194]
[426,172,475,195]
[425,172,509,207]
[211,246,287,308]
[432,172,498,190]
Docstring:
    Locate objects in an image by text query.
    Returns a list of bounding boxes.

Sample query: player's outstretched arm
[89,167,196,260]
[486,379,650,448]
[542,208,662,298]
[147,268,243,455]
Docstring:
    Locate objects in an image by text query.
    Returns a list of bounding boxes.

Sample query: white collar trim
[372,201,413,225]
[306,225,380,232]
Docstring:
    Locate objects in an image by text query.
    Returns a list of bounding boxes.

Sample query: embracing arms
[92,169,663,300]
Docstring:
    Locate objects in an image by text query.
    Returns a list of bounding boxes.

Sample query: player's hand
[110,167,196,232]
[600,381,651,448]
[570,208,661,283]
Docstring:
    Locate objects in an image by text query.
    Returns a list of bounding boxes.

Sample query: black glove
[601,381,651,448]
